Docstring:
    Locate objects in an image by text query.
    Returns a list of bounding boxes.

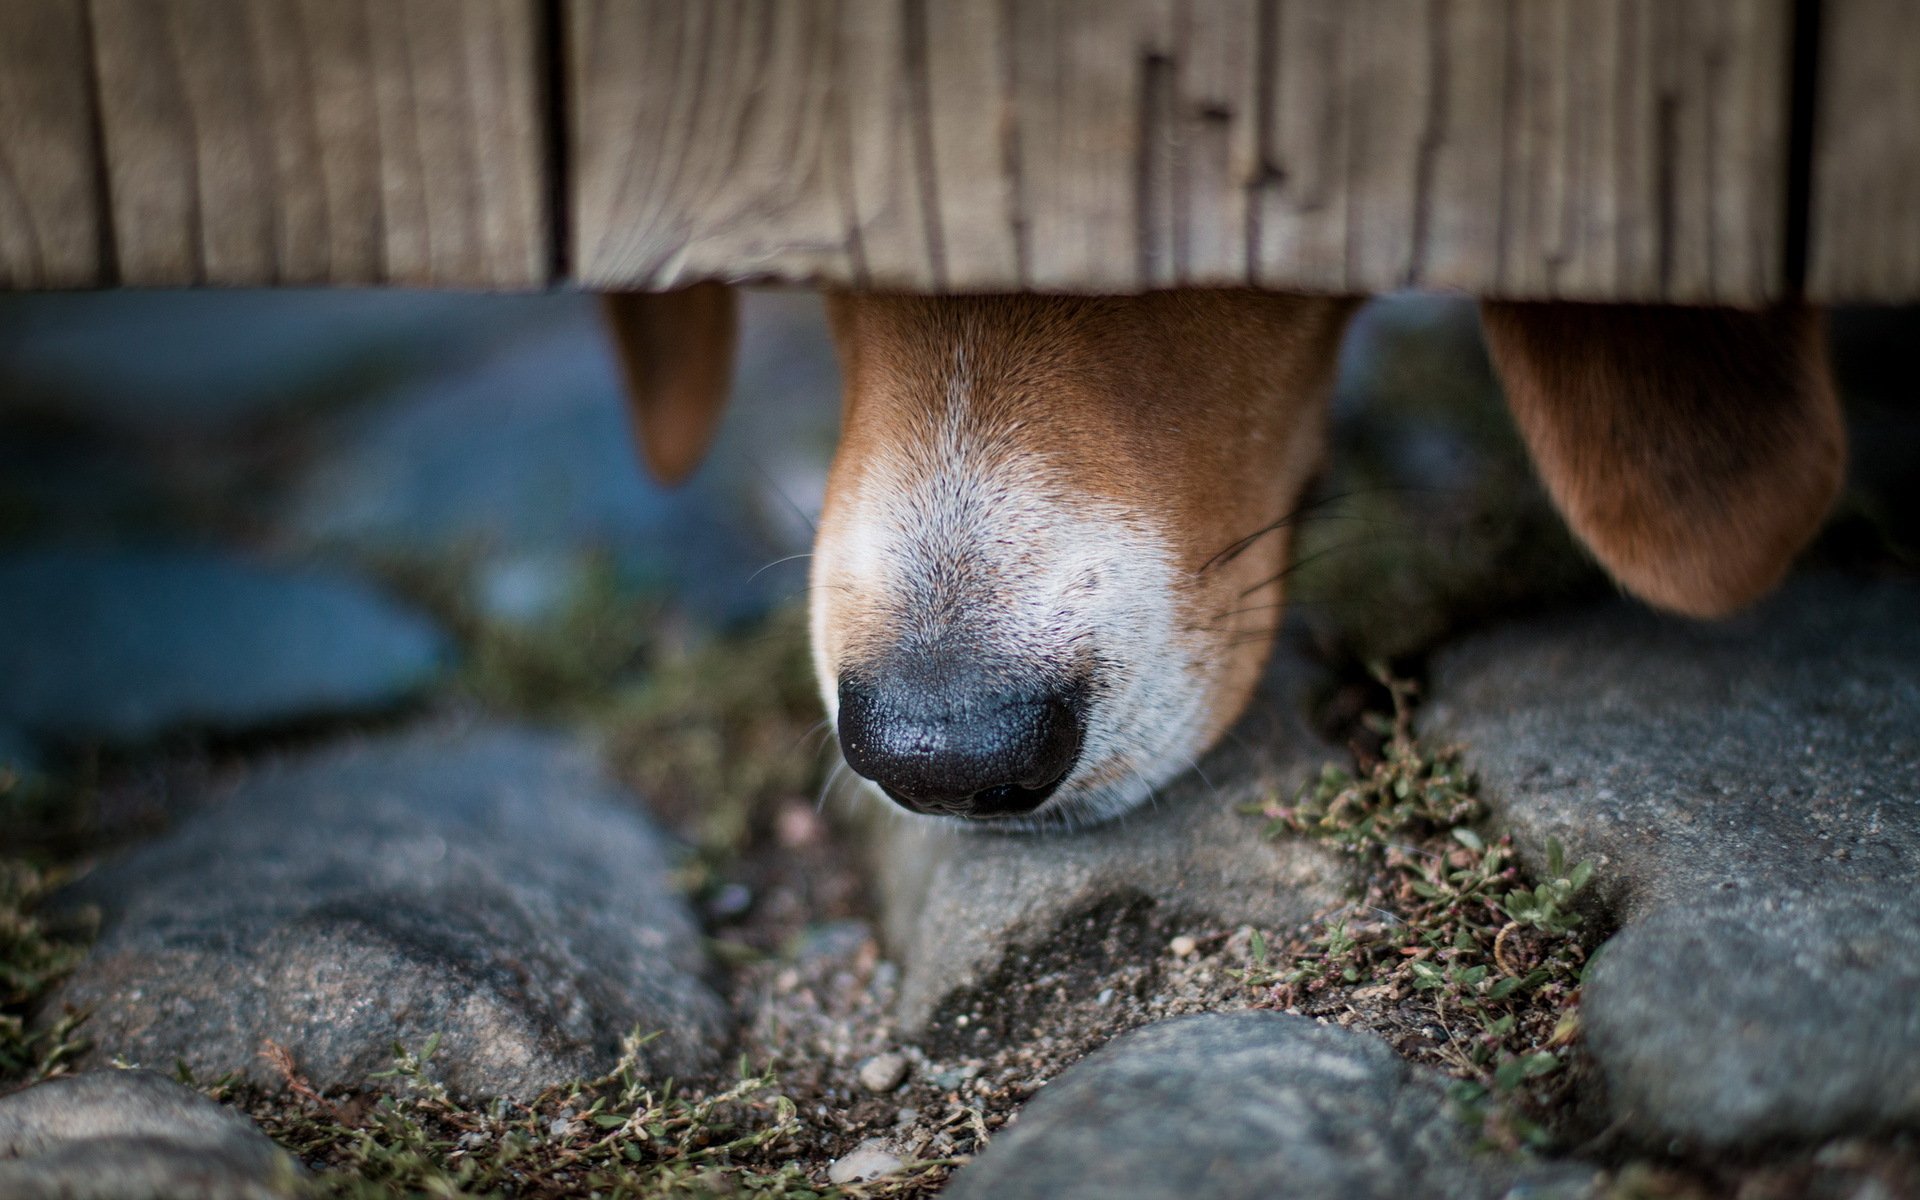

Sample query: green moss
[599,606,824,882]
[460,561,668,717]
[239,1033,947,1199]
[0,858,95,1083]
[1243,669,1595,1151]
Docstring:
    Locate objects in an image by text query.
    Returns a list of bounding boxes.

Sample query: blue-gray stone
[277,291,839,628]
[0,1069,302,1200]
[46,725,726,1098]
[0,546,450,743]
[945,1013,1596,1200]
[0,290,582,434]
[471,549,595,626]
[1583,884,1920,1149]
[1428,576,1920,1149]
[1427,576,1920,919]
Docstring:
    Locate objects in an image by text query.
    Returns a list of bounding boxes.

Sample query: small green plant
[1242,667,1595,1151]
[600,605,825,882]
[0,859,95,1082]
[1259,673,1480,845]
[247,1030,948,1199]
[461,558,668,716]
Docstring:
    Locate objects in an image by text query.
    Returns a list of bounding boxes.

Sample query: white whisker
[746,552,815,586]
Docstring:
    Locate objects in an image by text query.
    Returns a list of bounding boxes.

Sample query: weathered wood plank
[0,0,107,287]
[569,2,853,287]
[572,0,1792,302]
[919,1,1022,283]
[86,0,547,287]
[1808,0,1920,301]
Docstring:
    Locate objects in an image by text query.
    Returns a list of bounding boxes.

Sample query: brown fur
[1480,302,1845,617]
[602,283,738,485]
[605,286,1847,813]
[818,291,1355,750]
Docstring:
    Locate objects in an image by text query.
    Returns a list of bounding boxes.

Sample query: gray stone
[277,291,840,628]
[0,547,451,744]
[471,549,597,627]
[47,725,725,1098]
[945,1013,1597,1200]
[1426,576,1920,918]
[0,1069,302,1200]
[1583,885,1920,1149]
[827,1139,906,1184]
[855,645,1351,1037]
[1427,576,1920,1149]
[858,1052,910,1094]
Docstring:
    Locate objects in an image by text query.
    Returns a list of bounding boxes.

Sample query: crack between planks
[827,1,871,287]
[1245,0,1277,286]
[1782,0,1823,300]
[902,0,948,290]
[996,0,1030,288]
[75,0,120,285]
[1493,0,1519,294]
[540,0,571,285]
[1655,89,1677,298]
[1406,0,1450,289]
[1137,49,1174,285]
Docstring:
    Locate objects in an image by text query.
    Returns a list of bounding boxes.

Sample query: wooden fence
[1,0,1915,302]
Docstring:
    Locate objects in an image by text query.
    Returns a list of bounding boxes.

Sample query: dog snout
[836,666,1087,819]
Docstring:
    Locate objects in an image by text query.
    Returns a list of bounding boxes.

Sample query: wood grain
[0,0,108,288]
[571,0,1792,303]
[8,0,1900,300]
[85,0,547,286]
[1807,0,1920,301]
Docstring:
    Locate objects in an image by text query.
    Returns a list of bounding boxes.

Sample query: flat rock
[1426,576,1920,918]
[1427,575,1920,1149]
[278,292,839,627]
[856,644,1351,1038]
[0,547,450,744]
[46,726,725,1098]
[1583,884,1920,1149]
[0,1069,302,1200]
[827,1138,906,1184]
[944,1012,1597,1200]
[0,290,581,434]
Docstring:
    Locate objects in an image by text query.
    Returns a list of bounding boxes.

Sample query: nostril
[834,673,890,781]
[836,669,1089,818]
[1024,683,1086,789]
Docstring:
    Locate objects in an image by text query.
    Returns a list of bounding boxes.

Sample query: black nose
[836,668,1087,818]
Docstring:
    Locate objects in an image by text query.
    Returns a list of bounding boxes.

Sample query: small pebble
[776,802,824,847]
[828,1139,905,1184]
[1169,935,1197,957]
[1095,988,1114,1006]
[859,1052,910,1093]
[703,881,753,919]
